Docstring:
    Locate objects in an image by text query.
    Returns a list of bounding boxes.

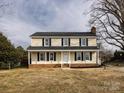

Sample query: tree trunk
[8,62,11,70]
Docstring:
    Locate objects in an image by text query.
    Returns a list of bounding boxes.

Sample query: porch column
[97,50,100,65]
[69,51,71,68]
[45,52,47,64]
[96,50,100,65]
[28,51,31,65]
[61,52,63,68]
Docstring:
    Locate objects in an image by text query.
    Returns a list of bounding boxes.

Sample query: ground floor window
[75,52,92,61]
[83,52,91,61]
[49,52,54,61]
[76,52,82,61]
[40,52,45,61]
[39,52,56,61]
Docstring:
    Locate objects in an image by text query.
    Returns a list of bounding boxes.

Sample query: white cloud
[0,0,94,48]
[0,17,42,48]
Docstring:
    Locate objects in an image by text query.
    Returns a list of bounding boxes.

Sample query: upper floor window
[44,38,50,46]
[81,38,86,46]
[63,38,69,46]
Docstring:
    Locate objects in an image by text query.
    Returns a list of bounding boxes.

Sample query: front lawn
[0,67,124,93]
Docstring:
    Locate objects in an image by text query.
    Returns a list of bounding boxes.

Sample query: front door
[63,52,69,63]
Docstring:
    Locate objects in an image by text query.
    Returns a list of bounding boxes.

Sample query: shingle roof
[27,46,99,50]
[31,32,96,37]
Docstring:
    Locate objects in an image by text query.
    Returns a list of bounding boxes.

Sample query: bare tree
[89,0,124,50]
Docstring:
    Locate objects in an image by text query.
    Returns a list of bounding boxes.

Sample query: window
[76,52,82,61]
[63,38,69,46]
[81,38,86,46]
[84,52,90,60]
[49,52,54,61]
[44,38,50,46]
[40,52,45,61]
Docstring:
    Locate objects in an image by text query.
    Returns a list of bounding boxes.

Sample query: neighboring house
[27,27,101,68]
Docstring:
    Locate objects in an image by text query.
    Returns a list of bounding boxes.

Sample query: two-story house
[27,27,101,68]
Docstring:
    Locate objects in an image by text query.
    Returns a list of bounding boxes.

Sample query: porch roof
[27,46,99,51]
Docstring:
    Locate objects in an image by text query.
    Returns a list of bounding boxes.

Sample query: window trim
[81,38,86,46]
[44,38,50,47]
[63,38,69,46]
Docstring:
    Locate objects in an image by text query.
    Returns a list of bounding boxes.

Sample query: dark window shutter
[49,38,51,46]
[37,52,39,61]
[69,38,70,46]
[54,52,56,61]
[86,38,88,46]
[75,52,77,61]
[82,52,84,61]
[30,53,31,64]
[79,38,81,46]
[42,38,44,46]
[90,52,92,60]
[47,52,49,61]
[61,38,63,46]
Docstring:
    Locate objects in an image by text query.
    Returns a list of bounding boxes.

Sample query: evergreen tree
[0,32,26,69]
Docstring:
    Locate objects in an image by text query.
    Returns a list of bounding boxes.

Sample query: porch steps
[61,64,69,68]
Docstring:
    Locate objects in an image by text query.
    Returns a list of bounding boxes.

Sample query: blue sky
[0,0,95,48]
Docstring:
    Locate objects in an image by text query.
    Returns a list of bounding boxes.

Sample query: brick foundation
[70,64,100,68]
[29,64,100,68]
[29,64,61,68]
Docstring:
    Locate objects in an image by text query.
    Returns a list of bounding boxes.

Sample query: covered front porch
[28,50,100,68]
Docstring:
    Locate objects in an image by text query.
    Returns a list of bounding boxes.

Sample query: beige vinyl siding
[31,52,61,64]
[70,52,75,62]
[70,38,79,46]
[51,39,61,46]
[30,51,97,64]
[31,52,37,64]
[31,37,97,47]
[56,52,61,63]
[92,52,96,63]
[31,38,42,46]
[71,52,97,63]
[88,38,97,46]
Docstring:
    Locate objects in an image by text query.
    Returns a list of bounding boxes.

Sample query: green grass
[0,67,124,93]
